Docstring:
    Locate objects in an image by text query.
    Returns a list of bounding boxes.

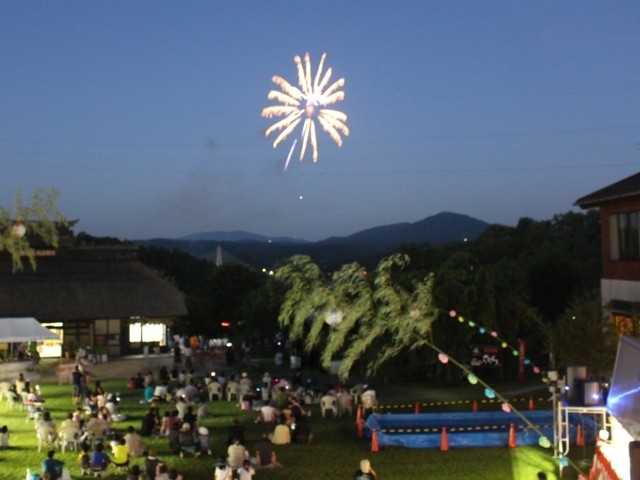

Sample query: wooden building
[575,171,640,336]
[0,229,187,358]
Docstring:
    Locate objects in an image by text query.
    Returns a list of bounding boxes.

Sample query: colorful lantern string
[448,309,545,378]
[484,388,496,399]
[538,437,551,448]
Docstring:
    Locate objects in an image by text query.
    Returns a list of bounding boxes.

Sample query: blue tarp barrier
[364,410,595,449]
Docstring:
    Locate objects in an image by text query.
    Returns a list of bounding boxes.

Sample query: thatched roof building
[0,243,187,357]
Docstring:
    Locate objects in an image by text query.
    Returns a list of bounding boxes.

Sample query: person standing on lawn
[71,365,84,405]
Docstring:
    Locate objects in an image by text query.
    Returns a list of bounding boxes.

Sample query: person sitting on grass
[144,449,163,479]
[197,426,212,456]
[254,434,282,469]
[41,449,64,480]
[126,464,141,480]
[90,442,111,474]
[123,425,145,457]
[214,456,232,480]
[156,463,171,480]
[111,436,130,470]
[237,459,255,480]
[143,383,155,403]
[168,467,185,480]
[227,437,249,469]
[178,422,200,458]
[77,444,91,476]
[354,459,377,480]
[269,421,291,446]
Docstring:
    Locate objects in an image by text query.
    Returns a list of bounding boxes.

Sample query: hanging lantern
[12,220,26,238]
[324,308,343,327]
[467,373,478,385]
[484,388,495,399]
[449,310,457,318]
[538,436,551,448]
[501,403,511,413]
[438,353,449,364]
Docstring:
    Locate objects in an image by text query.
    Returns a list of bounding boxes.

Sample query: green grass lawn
[0,372,594,480]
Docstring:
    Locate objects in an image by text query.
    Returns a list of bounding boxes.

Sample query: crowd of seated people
[26,362,377,479]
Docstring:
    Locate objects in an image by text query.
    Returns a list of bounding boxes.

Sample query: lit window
[610,212,640,260]
[129,323,166,345]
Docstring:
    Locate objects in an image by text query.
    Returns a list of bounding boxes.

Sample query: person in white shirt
[227,439,249,469]
[237,459,255,480]
[256,404,278,424]
[153,382,169,402]
[214,457,233,480]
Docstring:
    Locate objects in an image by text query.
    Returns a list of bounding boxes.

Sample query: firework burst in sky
[262,52,349,170]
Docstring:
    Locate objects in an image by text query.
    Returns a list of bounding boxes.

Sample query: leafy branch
[0,187,68,271]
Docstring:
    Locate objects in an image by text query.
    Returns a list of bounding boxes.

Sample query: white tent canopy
[0,317,60,343]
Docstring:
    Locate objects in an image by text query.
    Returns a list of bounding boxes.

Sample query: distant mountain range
[178,230,307,244]
[138,212,491,270]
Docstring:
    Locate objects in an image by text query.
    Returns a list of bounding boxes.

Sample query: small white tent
[0,317,60,342]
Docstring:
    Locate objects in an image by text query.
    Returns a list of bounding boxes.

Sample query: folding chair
[208,382,222,401]
[226,381,240,401]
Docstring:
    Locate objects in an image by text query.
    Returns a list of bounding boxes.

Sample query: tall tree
[276,253,439,380]
[1,187,67,271]
[552,291,618,375]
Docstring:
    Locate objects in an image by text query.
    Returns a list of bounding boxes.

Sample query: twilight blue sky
[1,2,639,241]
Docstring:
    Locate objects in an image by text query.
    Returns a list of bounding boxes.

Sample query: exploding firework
[262,52,349,169]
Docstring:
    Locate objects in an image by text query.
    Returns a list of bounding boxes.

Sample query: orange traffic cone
[529,395,536,411]
[576,422,585,447]
[414,402,420,414]
[440,427,450,451]
[472,399,479,412]
[508,423,518,448]
[371,428,380,452]
[356,405,364,437]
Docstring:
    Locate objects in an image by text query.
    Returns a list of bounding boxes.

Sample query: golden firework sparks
[262,52,349,169]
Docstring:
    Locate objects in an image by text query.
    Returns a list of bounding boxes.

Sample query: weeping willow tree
[275,253,439,380]
[0,187,68,271]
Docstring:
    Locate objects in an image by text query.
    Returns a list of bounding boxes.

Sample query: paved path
[15,352,228,385]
